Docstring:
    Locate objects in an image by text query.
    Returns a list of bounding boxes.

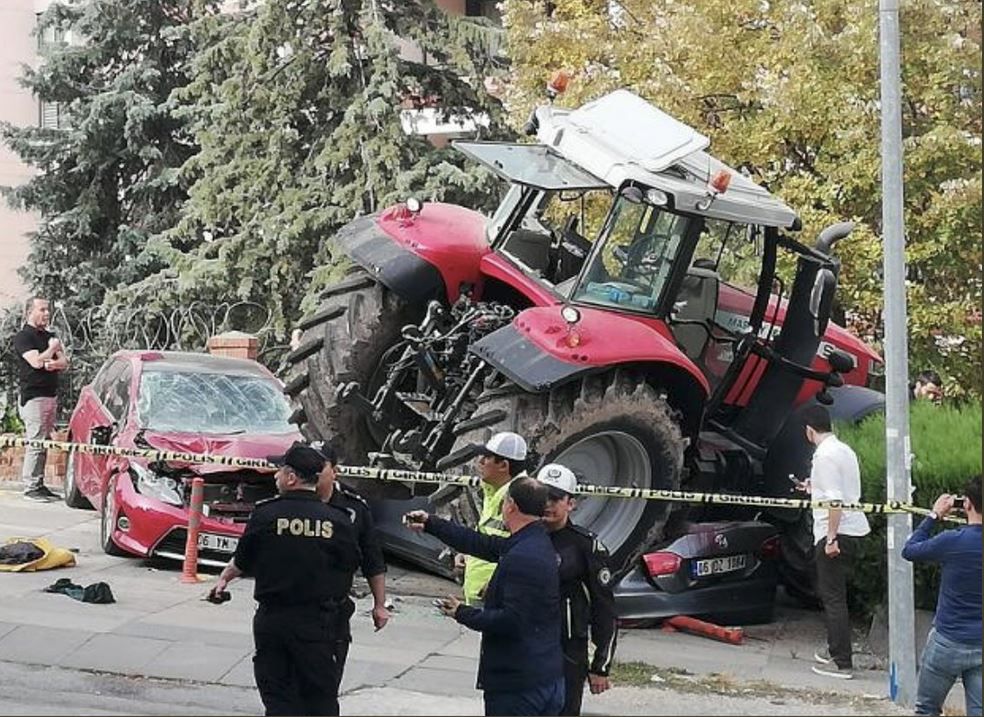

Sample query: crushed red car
[64,350,302,566]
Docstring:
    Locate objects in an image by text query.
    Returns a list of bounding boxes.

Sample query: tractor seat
[501,228,552,275]
[671,267,720,360]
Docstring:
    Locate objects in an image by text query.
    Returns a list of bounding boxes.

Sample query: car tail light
[759,535,781,560]
[643,551,682,577]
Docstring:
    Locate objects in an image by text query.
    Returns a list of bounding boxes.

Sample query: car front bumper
[112,473,245,567]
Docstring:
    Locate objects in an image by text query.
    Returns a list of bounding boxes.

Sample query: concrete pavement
[0,487,947,715]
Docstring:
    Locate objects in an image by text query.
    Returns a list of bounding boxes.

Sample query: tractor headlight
[131,464,183,507]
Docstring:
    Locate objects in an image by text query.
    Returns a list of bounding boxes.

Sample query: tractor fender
[330,203,490,305]
[470,305,710,435]
[761,384,885,510]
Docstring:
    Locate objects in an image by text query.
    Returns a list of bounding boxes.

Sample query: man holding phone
[405,477,564,716]
[801,405,870,680]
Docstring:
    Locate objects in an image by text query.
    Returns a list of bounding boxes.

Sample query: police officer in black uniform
[536,463,618,716]
[210,443,361,716]
[311,440,389,684]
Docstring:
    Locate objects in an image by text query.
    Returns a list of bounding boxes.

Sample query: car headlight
[131,464,184,507]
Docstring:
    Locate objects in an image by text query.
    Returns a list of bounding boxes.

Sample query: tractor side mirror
[826,349,855,375]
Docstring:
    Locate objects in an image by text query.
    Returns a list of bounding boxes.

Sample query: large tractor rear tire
[435,371,685,581]
[284,268,419,498]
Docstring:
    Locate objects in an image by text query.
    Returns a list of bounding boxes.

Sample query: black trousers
[561,642,589,716]
[332,598,356,687]
[814,535,862,669]
[253,604,341,716]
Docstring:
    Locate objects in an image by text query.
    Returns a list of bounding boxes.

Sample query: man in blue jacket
[404,476,564,716]
[902,475,982,716]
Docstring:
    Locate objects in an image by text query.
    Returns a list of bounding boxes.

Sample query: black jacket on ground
[425,516,563,693]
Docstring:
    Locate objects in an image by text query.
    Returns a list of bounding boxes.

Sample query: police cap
[268,443,325,483]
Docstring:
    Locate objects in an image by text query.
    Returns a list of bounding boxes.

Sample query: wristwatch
[826,537,838,546]
[929,511,939,521]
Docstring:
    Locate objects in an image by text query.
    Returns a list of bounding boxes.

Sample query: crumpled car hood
[136,430,302,475]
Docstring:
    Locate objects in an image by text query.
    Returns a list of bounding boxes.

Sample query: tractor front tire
[284,268,419,498]
[435,371,685,581]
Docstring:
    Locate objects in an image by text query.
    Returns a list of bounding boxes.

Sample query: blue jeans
[484,678,565,716]
[915,628,983,716]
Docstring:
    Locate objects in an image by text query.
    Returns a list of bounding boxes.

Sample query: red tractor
[285,90,884,597]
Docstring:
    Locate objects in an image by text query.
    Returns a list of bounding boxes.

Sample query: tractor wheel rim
[554,430,650,554]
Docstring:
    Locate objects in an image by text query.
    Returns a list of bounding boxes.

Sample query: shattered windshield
[137,370,293,434]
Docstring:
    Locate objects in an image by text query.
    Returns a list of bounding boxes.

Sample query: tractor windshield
[572,195,693,314]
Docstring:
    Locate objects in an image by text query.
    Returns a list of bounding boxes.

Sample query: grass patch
[609,661,892,708]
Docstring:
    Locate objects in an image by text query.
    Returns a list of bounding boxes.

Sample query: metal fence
[0,301,290,426]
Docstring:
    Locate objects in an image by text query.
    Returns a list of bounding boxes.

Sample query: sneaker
[814,647,833,664]
[36,485,61,501]
[812,663,853,679]
[23,488,49,502]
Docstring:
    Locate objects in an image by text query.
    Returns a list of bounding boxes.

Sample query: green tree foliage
[502,0,982,395]
[0,0,202,311]
[838,401,982,613]
[124,0,509,333]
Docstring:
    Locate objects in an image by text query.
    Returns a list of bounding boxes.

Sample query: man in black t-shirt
[210,444,361,716]
[11,297,69,502]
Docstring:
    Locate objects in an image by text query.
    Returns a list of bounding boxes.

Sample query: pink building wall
[0,0,47,305]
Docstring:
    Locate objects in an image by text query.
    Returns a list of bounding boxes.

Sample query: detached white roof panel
[563,90,710,173]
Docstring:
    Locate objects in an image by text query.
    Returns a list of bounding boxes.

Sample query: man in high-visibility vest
[462,432,528,606]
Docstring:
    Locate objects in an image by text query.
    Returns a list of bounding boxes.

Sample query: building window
[36,14,66,129]
[465,0,500,21]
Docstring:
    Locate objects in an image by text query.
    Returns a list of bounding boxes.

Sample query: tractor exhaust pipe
[815,221,854,255]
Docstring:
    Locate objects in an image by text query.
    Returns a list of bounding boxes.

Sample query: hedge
[836,400,982,615]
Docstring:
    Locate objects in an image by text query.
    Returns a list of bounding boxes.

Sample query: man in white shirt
[799,405,870,680]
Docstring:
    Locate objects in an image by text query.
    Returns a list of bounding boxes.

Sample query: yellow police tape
[0,434,961,523]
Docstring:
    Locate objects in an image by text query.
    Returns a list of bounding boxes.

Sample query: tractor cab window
[692,219,758,294]
[572,195,691,314]
[669,218,756,387]
[452,141,612,289]
[499,188,609,288]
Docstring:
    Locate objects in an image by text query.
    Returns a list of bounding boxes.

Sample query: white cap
[480,432,528,461]
[536,463,578,496]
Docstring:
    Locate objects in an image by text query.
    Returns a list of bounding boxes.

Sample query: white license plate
[197,533,239,553]
[693,554,747,578]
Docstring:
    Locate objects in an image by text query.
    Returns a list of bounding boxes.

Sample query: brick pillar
[45,428,68,487]
[0,428,68,486]
[207,331,259,361]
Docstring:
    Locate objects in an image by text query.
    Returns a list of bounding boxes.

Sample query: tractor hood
[471,305,710,396]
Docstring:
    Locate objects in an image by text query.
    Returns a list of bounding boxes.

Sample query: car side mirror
[90,425,113,446]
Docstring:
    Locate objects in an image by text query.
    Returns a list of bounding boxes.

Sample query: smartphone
[787,474,800,484]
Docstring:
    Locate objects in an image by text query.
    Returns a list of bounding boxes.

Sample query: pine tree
[127,0,510,333]
[0,0,202,311]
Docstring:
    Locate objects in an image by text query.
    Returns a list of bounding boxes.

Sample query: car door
[95,363,133,494]
[72,359,126,498]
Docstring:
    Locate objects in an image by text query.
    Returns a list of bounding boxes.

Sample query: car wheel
[63,447,94,510]
[100,476,128,557]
